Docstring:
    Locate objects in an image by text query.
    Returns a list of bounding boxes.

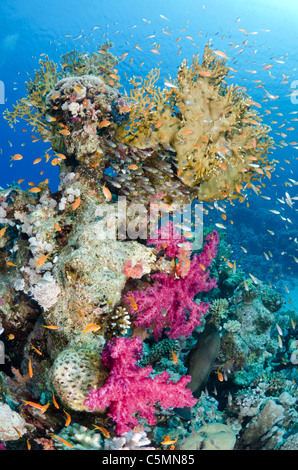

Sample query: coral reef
[0,40,296,452]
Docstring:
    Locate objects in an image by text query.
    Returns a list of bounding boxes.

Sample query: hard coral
[51,346,109,412]
[4,56,62,138]
[45,74,119,165]
[125,226,219,340]
[84,336,196,435]
[117,44,274,202]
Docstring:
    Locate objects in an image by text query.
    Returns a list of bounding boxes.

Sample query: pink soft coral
[84,336,196,435]
[147,221,186,258]
[125,227,219,340]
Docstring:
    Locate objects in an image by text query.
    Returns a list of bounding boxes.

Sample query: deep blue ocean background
[0,0,298,307]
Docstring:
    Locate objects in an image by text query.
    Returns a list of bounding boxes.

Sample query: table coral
[117,44,274,202]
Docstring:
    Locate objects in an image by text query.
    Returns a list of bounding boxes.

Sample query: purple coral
[84,336,196,435]
[125,226,219,340]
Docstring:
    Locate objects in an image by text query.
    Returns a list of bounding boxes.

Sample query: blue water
[1,0,298,300]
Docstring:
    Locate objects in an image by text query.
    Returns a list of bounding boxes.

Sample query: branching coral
[117,68,180,149]
[4,56,62,141]
[84,336,196,435]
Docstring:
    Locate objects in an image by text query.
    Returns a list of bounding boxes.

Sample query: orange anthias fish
[199,70,211,77]
[214,50,230,59]
[0,226,8,238]
[127,164,138,170]
[120,106,131,113]
[23,401,50,413]
[59,129,71,136]
[63,409,71,427]
[11,154,23,161]
[102,184,112,202]
[175,243,192,278]
[155,119,166,129]
[51,158,62,166]
[28,187,41,193]
[161,435,178,445]
[36,253,51,268]
[72,196,81,211]
[52,391,60,409]
[215,369,224,382]
[82,324,101,334]
[98,120,111,128]
[28,358,33,378]
[93,425,110,438]
[171,349,178,363]
[126,295,138,311]
[30,345,42,355]
[6,261,18,267]
[50,434,74,448]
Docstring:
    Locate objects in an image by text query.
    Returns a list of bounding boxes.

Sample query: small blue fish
[104,167,117,177]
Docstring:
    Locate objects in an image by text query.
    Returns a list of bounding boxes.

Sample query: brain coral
[51,347,109,411]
